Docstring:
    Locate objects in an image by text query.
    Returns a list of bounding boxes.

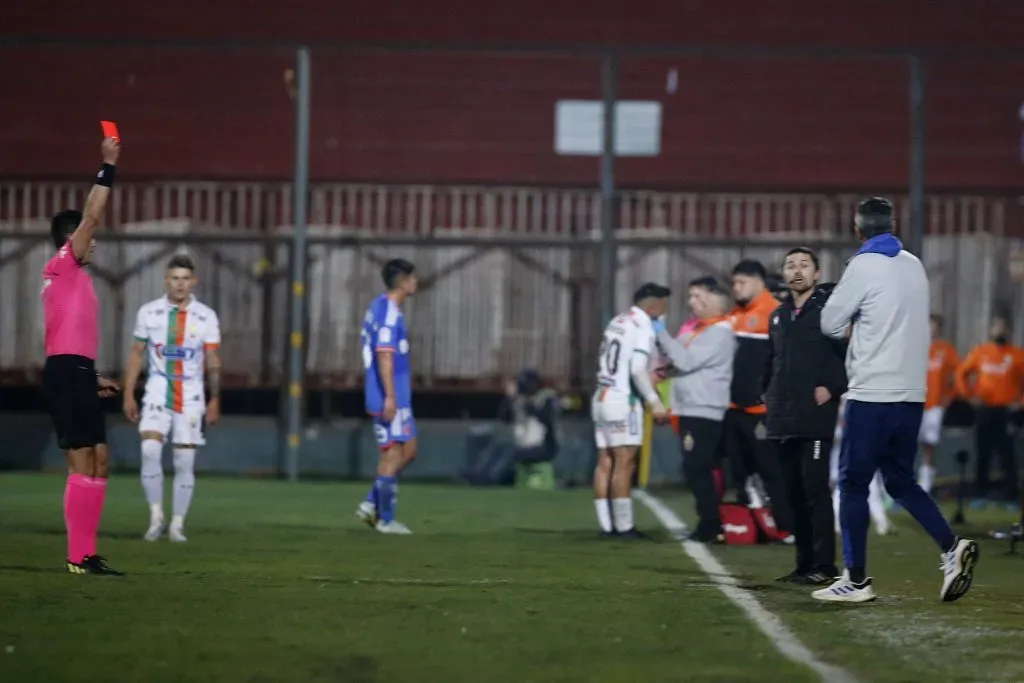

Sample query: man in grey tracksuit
[655,285,737,542]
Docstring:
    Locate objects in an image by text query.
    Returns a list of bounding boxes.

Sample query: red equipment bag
[719,503,759,544]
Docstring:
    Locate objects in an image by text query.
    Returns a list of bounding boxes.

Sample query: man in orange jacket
[725,259,793,538]
[955,314,1024,510]
[919,314,959,496]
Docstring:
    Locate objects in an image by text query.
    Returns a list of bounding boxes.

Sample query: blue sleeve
[370,300,400,352]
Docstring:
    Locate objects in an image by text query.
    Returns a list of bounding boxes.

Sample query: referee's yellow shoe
[66,555,124,576]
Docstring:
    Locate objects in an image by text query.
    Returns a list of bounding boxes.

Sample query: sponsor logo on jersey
[155,344,198,361]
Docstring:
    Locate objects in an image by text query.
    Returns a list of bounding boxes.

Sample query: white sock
[172,447,196,526]
[140,439,165,515]
[595,499,613,533]
[917,464,935,494]
[149,503,164,526]
[868,474,891,532]
[611,498,634,532]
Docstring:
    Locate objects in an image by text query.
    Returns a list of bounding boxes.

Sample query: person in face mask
[955,314,1024,511]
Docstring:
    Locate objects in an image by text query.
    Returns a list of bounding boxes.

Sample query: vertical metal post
[285,46,311,482]
[599,52,618,326]
[907,55,927,257]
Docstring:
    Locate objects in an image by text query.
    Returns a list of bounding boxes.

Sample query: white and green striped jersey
[132,296,221,412]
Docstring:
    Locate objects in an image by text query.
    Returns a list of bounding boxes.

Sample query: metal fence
[0,182,1016,389]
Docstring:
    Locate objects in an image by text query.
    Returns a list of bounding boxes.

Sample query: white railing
[2,181,1010,237]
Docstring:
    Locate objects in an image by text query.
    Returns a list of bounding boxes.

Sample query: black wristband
[95,163,116,188]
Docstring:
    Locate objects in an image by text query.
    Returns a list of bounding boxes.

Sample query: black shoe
[793,570,835,586]
[66,555,124,576]
[686,530,726,544]
[618,528,654,540]
[600,530,620,539]
[775,569,806,583]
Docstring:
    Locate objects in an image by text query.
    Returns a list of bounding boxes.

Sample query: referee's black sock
[849,567,866,584]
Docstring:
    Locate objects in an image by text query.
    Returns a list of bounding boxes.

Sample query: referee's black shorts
[42,355,106,450]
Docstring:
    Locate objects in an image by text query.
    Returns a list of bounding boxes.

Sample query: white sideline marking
[634,489,858,683]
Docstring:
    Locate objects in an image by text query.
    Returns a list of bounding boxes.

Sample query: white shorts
[139,401,206,446]
[918,407,944,446]
[592,390,644,450]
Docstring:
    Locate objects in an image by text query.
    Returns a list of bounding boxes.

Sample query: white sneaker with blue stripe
[939,538,979,603]
[811,569,877,603]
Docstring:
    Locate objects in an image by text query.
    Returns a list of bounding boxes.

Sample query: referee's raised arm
[68,137,120,262]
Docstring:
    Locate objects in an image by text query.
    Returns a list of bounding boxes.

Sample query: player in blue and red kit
[356,259,419,534]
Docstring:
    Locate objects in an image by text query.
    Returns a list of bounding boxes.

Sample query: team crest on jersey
[683,433,694,451]
[754,422,767,440]
[747,316,759,329]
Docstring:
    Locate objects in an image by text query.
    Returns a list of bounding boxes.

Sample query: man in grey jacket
[815,196,978,604]
[655,285,737,542]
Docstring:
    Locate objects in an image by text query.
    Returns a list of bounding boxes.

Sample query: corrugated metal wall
[0,182,1016,387]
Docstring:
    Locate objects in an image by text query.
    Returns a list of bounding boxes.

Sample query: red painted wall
[1,1,1021,189]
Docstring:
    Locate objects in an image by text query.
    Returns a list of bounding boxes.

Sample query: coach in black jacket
[763,247,847,586]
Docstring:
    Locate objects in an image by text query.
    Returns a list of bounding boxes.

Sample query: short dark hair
[855,197,895,237]
[687,275,719,290]
[784,247,820,270]
[167,254,196,272]
[732,259,767,281]
[930,313,944,329]
[382,258,415,290]
[50,210,82,249]
[632,282,671,305]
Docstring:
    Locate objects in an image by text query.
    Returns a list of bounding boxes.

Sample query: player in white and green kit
[122,255,222,542]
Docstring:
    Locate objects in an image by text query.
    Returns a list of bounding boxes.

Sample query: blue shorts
[372,407,417,449]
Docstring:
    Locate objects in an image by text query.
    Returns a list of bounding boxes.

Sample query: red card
[101,120,120,141]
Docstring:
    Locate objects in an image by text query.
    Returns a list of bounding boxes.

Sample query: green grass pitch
[1,474,1022,682]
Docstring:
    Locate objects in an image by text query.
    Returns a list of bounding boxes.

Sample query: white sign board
[554,100,662,157]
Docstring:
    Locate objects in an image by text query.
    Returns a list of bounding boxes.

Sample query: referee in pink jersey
[41,135,123,575]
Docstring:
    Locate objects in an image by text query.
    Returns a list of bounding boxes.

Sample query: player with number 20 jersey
[593,311,656,449]
[591,283,671,538]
